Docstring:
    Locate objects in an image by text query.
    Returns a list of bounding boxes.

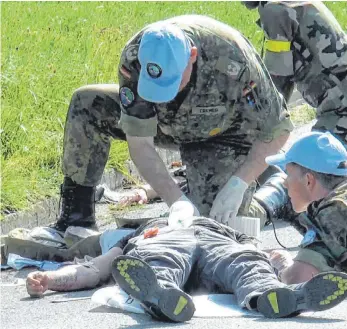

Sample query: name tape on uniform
[192,105,227,115]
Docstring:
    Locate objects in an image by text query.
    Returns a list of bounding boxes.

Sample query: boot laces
[59,186,76,220]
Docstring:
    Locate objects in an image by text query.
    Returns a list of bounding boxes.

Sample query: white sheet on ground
[91,285,261,317]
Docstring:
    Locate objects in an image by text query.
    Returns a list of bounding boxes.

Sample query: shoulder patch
[215,56,244,79]
[125,45,139,61]
[120,87,135,107]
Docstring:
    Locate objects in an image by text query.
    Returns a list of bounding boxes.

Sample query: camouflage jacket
[297,180,347,271]
[118,15,293,146]
[258,1,347,115]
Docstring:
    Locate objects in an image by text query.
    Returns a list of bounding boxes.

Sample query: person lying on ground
[27,216,347,322]
[119,132,347,284]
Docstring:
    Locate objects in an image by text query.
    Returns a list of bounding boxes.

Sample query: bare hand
[119,189,148,206]
[26,271,49,297]
[269,250,293,273]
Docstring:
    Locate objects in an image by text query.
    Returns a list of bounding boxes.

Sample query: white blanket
[91,286,261,318]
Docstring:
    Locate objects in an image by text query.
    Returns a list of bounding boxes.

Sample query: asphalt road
[2,121,346,329]
[1,209,346,329]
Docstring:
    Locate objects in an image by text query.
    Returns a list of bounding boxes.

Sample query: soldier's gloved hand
[168,195,200,229]
[210,176,248,226]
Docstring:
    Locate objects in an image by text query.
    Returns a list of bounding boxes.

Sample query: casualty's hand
[119,188,148,206]
[26,271,49,297]
[209,176,248,226]
[269,250,293,273]
[168,195,200,228]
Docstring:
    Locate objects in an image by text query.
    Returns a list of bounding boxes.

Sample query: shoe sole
[111,255,195,322]
[257,271,347,318]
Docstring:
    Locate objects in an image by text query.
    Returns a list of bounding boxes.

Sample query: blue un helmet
[266,132,347,176]
[137,22,191,103]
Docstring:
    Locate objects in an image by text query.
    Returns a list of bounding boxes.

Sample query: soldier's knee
[70,85,113,116]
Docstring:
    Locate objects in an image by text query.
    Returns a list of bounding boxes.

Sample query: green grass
[1,1,346,216]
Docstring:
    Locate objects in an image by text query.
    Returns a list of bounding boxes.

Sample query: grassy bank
[1,1,346,216]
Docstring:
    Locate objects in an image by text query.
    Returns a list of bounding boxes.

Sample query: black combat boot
[253,173,305,234]
[54,177,97,232]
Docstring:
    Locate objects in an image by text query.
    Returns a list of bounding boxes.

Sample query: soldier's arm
[26,246,123,296]
[280,260,320,284]
[270,76,295,103]
[236,87,293,184]
[118,49,184,207]
[292,202,347,275]
[234,133,290,184]
[127,136,183,206]
[267,249,320,284]
[258,3,299,100]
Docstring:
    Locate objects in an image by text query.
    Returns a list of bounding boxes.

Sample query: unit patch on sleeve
[120,87,135,107]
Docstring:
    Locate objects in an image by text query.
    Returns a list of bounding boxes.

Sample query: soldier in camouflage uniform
[242,1,347,232]
[244,1,347,145]
[54,15,293,231]
[254,132,347,282]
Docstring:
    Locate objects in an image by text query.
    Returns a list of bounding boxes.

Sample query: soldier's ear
[305,172,316,191]
[190,47,198,63]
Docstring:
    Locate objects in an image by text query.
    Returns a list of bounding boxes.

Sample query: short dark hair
[293,163,346,190]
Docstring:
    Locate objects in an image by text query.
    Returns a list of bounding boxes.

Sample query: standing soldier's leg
[305,12,347,147]
[55,84,125,231]
[313,111,347,148]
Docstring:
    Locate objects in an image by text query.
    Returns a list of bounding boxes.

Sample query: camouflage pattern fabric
[181,141,258,216]
[118,15,292,143]
[293,180,347,272]
[258,1,347,145]
[247,198,271,229]
[63,15,293,215]
[62,84,125,186]
[247,178,347,272]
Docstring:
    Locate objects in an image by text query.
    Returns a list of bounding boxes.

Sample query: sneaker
[112,255,195,322]
[257,271,347,318]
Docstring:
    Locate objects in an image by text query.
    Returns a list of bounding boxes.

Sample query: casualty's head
[137,22,198,103]
[266,132,347,212]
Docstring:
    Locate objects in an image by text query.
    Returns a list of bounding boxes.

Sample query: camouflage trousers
[313,110,347,148]
[63,84,256,216]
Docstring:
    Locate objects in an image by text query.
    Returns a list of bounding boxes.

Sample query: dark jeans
[126,219,285,308]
